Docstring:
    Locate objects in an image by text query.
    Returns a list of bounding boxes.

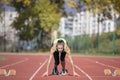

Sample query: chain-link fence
[64,32,120,54]
[0,35,19,52]
[1,31,120,54]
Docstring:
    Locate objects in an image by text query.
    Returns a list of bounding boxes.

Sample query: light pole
[110,5,116,55]
[3,7,6,52]
[97,14,101,50]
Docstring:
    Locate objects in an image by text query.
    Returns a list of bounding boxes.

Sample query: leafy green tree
[80,0,112,49]
[12,0,37,40]
[116,26,120,38]
[81,0,112,16]
[110,0,120,39]
[50,0,64,8]
[0,0,62,49]
[34,0,61,32]
[110,0,120,13]
[11,0,61,41]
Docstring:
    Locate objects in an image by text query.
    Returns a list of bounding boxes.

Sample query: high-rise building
[0,4,18,50]
[58,10,116,37]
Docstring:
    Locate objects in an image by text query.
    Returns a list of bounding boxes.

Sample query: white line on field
[91,75,118,77]
[95,61,119,69]
[74,65,93,80]
[0,58,28,68]
[84,58,120,69]
[111,59,120,64]
[29,59,48,80]
[66,59,80,77]
[67,59,92,80]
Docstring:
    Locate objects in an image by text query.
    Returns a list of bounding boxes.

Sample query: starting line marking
[95,61,119,69]
[74,65,93,80]
[0,58,28,68]
[29,59,48,80]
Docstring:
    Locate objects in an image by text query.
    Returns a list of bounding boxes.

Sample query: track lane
[73,56,120,80]
[0,54,47,80]
[0,54,120,80]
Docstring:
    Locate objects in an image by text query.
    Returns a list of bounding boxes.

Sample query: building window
[75,19,78,22]
[108,26,110,31]
[79,27,81,33]
[92,23,96,28]
[102,26,106,32]
[68,18,73,22]
[10,14,13,20]
[102,23,106,32]
[93,19,96,23]
[92,29,96,35]
[108,23,111,31]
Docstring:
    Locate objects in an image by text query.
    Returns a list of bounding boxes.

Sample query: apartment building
[58,10,116,37]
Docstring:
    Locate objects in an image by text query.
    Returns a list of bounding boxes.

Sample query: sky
[64,0,86,16]
[2,4,15,11]
[64,1,77,15]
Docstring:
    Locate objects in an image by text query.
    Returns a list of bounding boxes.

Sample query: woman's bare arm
[66,45,79,76]
[43,45,56,76]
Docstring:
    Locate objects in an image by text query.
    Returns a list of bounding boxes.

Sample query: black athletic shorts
[53,50,66,65]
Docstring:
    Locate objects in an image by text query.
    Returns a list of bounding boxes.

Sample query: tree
[50,0,64,7]
[80,0,112,49]
[11,0,61,40]
[34,0,61,32]
[0,3,3,22]
[0,0,62,49]
[34,0,61,43]
[0,0,7,21]
[63,0,77,8]
[110,0,120,13]
[12,0,61,49]
[11,0,37,40]
[110,0,120,38]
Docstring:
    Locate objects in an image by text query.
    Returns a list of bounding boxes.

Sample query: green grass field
[0,51,120,58]
[72,52,120,58]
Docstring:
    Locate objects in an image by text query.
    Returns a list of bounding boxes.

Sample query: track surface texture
[0,53,120,80]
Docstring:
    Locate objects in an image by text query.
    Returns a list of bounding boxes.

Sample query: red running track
[0,54,120,80]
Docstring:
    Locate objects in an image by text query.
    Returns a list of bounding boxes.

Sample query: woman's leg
[53,51,60,69]
[52,51,59,75]
[60,51,66,70]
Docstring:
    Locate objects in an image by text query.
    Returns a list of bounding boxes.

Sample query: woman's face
[57,44,64,52]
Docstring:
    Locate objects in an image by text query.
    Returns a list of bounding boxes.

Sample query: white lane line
[0,58,28,68]
[91,76,118,77]
[29,59,48,80]
[74,65,93,80]
[85,58,119,69]
[66,59,80,77]
[67,59,93,79]
[111,59,120,64]
[95,61,119,69]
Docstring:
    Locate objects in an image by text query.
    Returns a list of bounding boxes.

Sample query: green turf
[72,52,120,57]
[0,51,120,57]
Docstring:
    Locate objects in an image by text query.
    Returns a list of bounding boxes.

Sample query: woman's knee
[55,60,60,65]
